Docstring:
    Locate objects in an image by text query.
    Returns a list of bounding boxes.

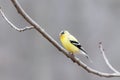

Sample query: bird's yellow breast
[60,35,80,53]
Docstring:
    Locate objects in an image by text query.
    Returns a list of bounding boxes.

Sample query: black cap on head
[61,31,65,34]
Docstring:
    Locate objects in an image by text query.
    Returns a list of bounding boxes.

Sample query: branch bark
[0,0,120,78]
[99,42,120,73]
[0,8,33,32]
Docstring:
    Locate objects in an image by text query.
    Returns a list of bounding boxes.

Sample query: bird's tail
[81,51,92,63]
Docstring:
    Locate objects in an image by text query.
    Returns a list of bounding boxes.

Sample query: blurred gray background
[0,0,120,80]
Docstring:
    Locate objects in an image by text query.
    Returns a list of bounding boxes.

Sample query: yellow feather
[59,30,92,62]
[60,30,80,53]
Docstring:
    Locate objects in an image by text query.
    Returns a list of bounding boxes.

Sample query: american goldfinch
[59,30,90,59]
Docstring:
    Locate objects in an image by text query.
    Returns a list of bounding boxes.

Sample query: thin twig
[99,42,120,73]
[0,8,34,32]
[10,0,63,51]
[1,0,120,77]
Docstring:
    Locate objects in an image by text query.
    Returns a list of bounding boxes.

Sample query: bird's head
[59,30,69,36]
[59,30,70,37]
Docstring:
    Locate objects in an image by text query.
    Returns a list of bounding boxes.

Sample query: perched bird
[59,30,90,60]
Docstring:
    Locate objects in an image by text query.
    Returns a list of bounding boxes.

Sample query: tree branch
[1,0,120,77]
[0,8,34,32]
[99,42,120,73]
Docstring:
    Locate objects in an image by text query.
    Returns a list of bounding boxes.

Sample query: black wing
[70,40,87,54]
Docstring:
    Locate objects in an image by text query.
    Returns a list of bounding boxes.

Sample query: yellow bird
[59,30,90,59]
